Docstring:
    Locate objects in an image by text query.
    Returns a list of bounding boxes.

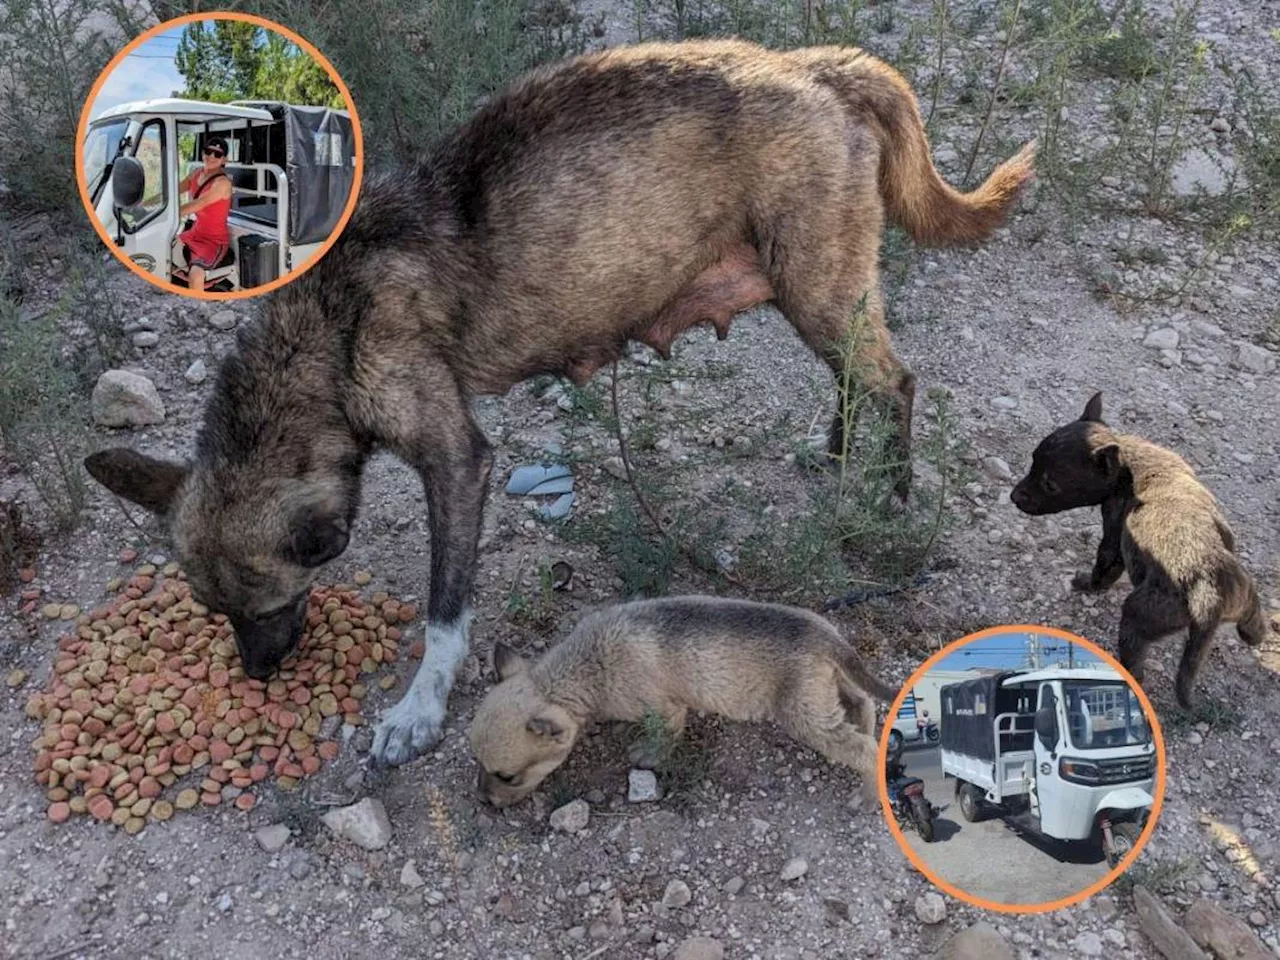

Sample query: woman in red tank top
[178,135,233,292]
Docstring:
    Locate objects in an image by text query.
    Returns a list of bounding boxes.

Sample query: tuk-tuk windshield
[84,119,129,203]
[1063,681,1150,749]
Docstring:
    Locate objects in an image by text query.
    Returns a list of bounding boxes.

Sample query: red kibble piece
[200,792,221,806]
[318,742,340,761]
[209,669,230,689]
[186,662,208,681]
[408,641,425,659]
[188,734,209,752]
[88,795,114,821]
[281,762,304,779]
[19,568,35,584]
[399,605,417,623]
[47,802,71,823]
[249,764,269,782]
[172,744,194,765]
[290,687,311,705]
[119,548,138,563]
[301,756,321,776]
[209,741,233,764]
[155,712,177,735]
[259,746,280,762]
[234,793,256,811]
[341,697,360,714]
[209,766,231,784]
[128,676,150,696]
[242,690,265,709]
[139,776,162,799]
[276,710,298,731]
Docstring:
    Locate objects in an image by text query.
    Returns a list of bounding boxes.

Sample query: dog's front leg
[1072,494,1126,592]
[371,418,493,767]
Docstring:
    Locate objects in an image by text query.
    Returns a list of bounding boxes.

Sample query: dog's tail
[810,50,1036,246]
[832,642,899,704]
[1229,570,1269,648]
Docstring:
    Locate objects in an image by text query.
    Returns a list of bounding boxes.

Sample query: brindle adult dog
[84,39,1034,766]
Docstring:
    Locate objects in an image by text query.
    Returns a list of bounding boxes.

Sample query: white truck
[82,97,356,291]
[940,667,1156,867]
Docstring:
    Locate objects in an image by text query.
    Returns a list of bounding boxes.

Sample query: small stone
[1234,343,1276,375]
[400,861,425,889]
[184,359,208,384]
[209,309,239,331]
[1072,932,1104,957]
[915,892,947,924]
[216,892,233,913]
[779,857,808,882]
[1210,117,1230,133]
[990,395,1018,411]
[320,797,392,850]
[254,823,291,853]
[1144,328,1180,351]
[1185,899,1271,960]
[933,145,959,165]
[601,456,627,481]
[673,937,724,960]
[549,799,590,833]
[981,456,1013,482]
[628,769,660,803]
[934,922,1016,960]
[91,370,165,427]
[662,879,692,909]
[722,876,744,896]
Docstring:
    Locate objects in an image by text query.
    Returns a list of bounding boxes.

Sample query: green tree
[174,22,343,107]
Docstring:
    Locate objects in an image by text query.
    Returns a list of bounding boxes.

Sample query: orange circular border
[74,12,364,301]
[877,624,1167,914]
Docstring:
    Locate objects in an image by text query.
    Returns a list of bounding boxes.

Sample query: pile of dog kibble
[27,555,419,832]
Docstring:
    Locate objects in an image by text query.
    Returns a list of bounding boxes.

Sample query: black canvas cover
[231,102,356,245]
[940,672,1016,762]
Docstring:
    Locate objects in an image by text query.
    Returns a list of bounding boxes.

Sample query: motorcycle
[886,740,937,842]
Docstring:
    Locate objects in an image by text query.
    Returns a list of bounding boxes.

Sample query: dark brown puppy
[1012,393,1269,707]
[83,39,1033,767]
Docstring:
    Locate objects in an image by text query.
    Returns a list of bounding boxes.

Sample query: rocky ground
[3,0,1280,958]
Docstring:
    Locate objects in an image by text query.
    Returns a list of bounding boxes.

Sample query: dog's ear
[493,643,528,680]
[526,711,570,743]
[1080,392,1104,423]
[282,506,349,568]
[1093,441,1121,479]
[85,448,189,515]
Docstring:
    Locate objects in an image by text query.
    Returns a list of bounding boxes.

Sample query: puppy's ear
[526,713,570,743]
[282,506,349,568]
[1080,392,1104,423]
[85,448,188,515]
[493,643,528,680]
[1093,441,1121,479]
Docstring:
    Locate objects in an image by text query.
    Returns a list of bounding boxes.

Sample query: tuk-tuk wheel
[1106,820,1143,868]
[958,783,985,822]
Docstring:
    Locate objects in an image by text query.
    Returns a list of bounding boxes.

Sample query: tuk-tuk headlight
[1059,757,1101,784]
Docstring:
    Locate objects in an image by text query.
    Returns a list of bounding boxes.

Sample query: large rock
[1170,149,1235,198]
[320,797,391,850]
[1132,887,1209,960]
[91,370,165,427]
[915,892,947,924]
[1184,899,1271,960]
[931,922,1016,960]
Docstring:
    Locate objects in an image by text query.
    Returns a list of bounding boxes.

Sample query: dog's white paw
[370,693,446,767]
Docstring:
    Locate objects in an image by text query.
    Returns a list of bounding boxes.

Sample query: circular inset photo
[879,626,1166,912]
[76,13,362,300]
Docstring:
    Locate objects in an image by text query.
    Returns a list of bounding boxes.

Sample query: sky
[89,26,188,120]
[932,631,1112,675]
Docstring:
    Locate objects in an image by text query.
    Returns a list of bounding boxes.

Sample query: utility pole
[1068,641,1075,670]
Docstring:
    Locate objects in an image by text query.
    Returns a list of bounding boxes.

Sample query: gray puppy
[469,595,897,807]
[1012,392,1269,707]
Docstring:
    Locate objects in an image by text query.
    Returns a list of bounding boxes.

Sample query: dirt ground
[3,1,1280,959]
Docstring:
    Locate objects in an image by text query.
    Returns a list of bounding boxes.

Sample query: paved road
[893,745,1112,906]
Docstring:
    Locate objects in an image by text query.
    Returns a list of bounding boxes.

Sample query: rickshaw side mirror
[111,155,146,209]
[1034,706,1058,750]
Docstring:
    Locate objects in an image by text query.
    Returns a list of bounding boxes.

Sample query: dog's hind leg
[370,377,494,767]
[1174,580,1228,709]
[1117,584,1187,688]
[781,673,881,801]
[770,179,916,501]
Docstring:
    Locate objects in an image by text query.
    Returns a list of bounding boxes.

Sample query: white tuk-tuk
[940,667,1156,867]
[82,98,356,291]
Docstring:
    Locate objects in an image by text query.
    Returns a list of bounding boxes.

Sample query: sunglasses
[203,147,225,158]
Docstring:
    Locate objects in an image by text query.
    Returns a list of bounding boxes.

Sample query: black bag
[238,234,279,289]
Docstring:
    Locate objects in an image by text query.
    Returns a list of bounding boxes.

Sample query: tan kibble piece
[378,675,396,691]
[110,807,131,827]
[354,571,372,585]
[175,789,199,810]
[150,800,174,821]
[59,604,81,620]
[124,817,146,835]
[42,604,62,620]
[131,798,153,818]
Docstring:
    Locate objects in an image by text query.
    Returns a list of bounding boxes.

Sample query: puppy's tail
[1230,572,1269,647]
[810,50,1036,246]
[833,644,899,704]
